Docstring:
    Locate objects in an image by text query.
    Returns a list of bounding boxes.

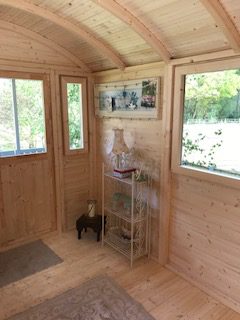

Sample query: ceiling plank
[0,20,91,71]
[0,0,126,70]
[93,0,171,62]
[200,0,240,51]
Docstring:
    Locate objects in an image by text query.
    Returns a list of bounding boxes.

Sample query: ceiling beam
[200,0,240,51]
[0,0,126,70]
[0,20,90,71]
[93,0,171,63]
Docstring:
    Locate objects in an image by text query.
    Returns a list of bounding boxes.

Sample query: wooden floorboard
[0,231,239,320]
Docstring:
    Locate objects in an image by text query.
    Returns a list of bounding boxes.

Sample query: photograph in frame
[94,78,160,119]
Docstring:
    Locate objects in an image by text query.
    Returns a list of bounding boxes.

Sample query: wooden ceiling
[0,0,239,72]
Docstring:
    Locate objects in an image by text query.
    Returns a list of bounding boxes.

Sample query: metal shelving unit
[102,164,151,267]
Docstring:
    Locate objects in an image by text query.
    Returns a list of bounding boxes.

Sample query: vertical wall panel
[94,65,164,259]
[169,174,240,312]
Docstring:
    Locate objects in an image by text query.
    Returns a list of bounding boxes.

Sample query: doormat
[0,240,63,288]
[8,275,155,320]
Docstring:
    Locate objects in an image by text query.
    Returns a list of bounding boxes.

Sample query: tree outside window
[0,78,46,157]
[182,69,240,177]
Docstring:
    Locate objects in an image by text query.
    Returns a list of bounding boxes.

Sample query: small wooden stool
[76,214,104,242]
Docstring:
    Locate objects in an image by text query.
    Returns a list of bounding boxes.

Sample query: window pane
[182,69,240,178]
[67,83,84,150]
[0,79,16,154]
[0,77,46,157]
[16,79,46,152]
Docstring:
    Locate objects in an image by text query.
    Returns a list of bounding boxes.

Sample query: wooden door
[0,71,56,247]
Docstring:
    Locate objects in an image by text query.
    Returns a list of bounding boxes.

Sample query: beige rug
[8,275,155,320]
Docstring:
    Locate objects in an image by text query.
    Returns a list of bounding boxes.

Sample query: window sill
[171,163,240,189]
[0,148,46,158]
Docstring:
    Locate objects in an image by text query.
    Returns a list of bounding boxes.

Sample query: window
[61,77,88,154]
[0,77,46,157]
[67,83,84,150]
[172,60,240,185]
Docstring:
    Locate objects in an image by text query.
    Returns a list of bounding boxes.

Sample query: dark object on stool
[76,215,105,242]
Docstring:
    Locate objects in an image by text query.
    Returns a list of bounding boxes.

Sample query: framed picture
[94,78,160,119]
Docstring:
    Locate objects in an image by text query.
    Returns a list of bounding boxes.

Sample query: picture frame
[94,78,160,119]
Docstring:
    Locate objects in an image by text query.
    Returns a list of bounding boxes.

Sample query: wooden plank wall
[168,173,240,312]
[63,156,90,230]
[94,63,164,259]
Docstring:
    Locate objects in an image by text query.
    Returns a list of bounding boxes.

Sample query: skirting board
[166,263,240,314]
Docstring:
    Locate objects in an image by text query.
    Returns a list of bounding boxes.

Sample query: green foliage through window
[0,78,46,157]
[182,69,240,177]
[67,83,84,150]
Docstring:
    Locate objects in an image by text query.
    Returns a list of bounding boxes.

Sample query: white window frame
[171,58,240,188]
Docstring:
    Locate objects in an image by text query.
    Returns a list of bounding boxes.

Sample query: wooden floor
[0,231,240,320]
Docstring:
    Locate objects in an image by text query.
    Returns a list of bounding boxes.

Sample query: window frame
[172,58,240,188]
[0,71,49,158]
[61,76,88,155]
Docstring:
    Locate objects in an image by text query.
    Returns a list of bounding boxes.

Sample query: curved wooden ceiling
[0,20,91,71]
[93,0,172,62]
[0,0,126,69]
[0,0,239,72]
